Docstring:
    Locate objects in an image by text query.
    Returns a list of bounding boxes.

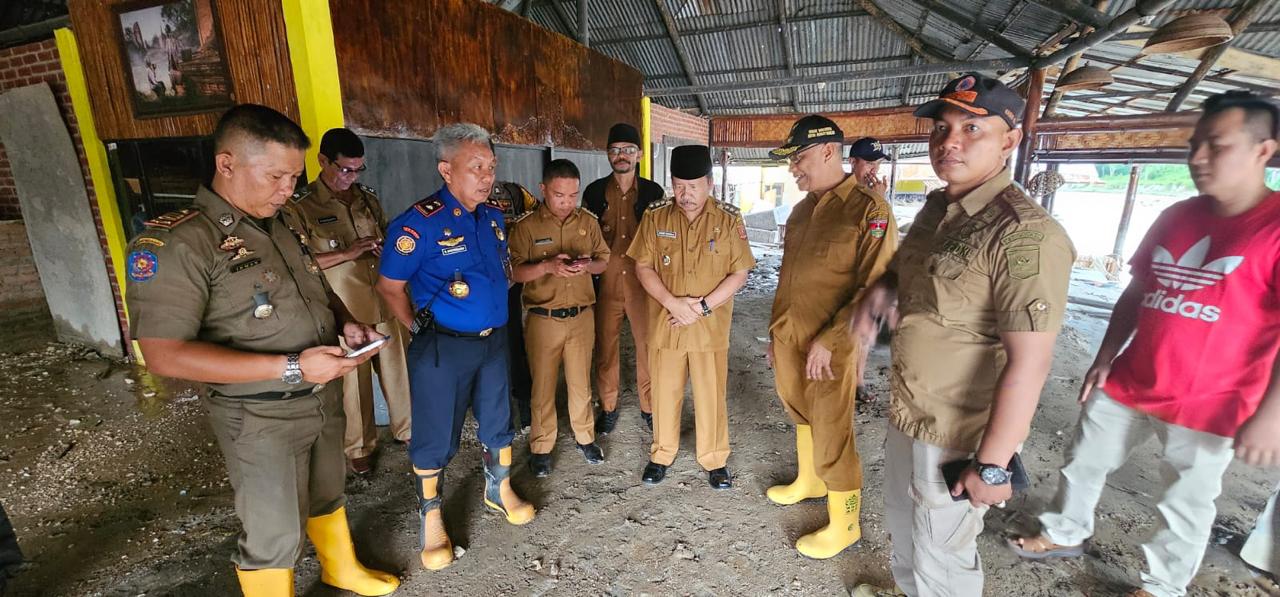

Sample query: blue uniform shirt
[380,186,510,332]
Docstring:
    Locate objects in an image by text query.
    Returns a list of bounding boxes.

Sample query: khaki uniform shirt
[285,180,387,324]
[599,178,644,293]
[125,186,337,396]
[627,199,756,352]
[770,174,898,353]
[508,205,610,309]
[889,169,1075,452]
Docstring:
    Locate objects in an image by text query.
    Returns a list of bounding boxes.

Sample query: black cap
[608,123,641,147]
[914,72,1024,129]
[849,137,888,161]
[670,145,712,180]
[769,114,844,160]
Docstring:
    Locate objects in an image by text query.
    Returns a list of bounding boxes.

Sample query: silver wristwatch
[282,353,304,385]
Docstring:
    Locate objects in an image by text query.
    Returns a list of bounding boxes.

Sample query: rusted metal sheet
[67,0,299,140]
[331,0,642,149]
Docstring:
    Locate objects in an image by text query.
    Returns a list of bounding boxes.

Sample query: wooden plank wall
[330,0,642,150]
[67,0,298,140]
[712,107,931,148]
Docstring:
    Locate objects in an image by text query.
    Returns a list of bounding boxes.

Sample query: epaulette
[356,182,377,197]
[512,211,534,225]
[143,207,200,230]
[289,186,313,204]
[578,207,598,220]
[717,200,741,217]
[647,199,672,211]
[998,184,1046,223]
[413,197,445,218]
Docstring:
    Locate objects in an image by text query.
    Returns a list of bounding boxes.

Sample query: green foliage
[1086,164,1196,196]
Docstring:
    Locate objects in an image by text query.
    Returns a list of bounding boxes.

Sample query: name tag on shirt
[657,230,677,239]
[442,245,468,256]
[534,237,553,246]
[318,215,339,224]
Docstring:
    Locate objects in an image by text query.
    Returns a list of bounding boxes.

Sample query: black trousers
[507,284,533,425]
[0,501,21,594]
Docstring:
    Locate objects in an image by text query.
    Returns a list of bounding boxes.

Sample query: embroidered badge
[1006,246,1040,279]
[395,235,417,255]
[128,250,158,282]
[134,237,165,248]
[402,226,420,239]
[737,223,748,240]
[1000,230,1045,246]
[868,218,888,239]
[437,236,465,247]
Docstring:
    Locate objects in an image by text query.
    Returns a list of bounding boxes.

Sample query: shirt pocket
[925,253,967,280]
[818,227,859,273]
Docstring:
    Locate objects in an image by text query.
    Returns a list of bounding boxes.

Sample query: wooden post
[887,145,900,204]
[1043,163,1060,211]
[577,0,590,47]
[1015,68,1045,185]
[1113,165,1142,258]
[719,148,730,204]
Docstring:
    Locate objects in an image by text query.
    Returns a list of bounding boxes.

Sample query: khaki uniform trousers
[339,320,412,459]
[526,310,596,453]
[773,338,863,491]
[1038,390,1234,597]
[204,384,346,569]
[884,425,988,597]
[594,273,652,413]
[649,347,730,470]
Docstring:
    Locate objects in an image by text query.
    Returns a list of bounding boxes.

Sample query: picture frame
[112,0,234,119]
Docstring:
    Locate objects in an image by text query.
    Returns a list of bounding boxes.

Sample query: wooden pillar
[887,145,900,204]
[577,0,590,47]
[1015,68,1046,185]
[1042,163,1059,211]
[1112,165,1142,258]
[719,148,730,203]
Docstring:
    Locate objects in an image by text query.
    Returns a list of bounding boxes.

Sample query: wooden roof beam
[1032,0,1111,30]
[654,0,709,114]
[920,0,1031,58]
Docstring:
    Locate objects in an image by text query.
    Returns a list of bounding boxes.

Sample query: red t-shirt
[1105,192,1280,438]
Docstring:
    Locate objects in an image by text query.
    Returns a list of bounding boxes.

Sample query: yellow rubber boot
[766,425,828,505]
[796,489,863,559]
[482,446,535,525]
[305,507,400,596]
[235,567,294,597]
[413,467,454,571]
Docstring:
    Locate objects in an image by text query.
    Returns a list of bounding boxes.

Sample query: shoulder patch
[414,197,445,218]
[143,207,200,230]
[356,183,377,197]
[997,185,1046,223]
[577,207,598,220]
[647,199,672,211]
[127,249,159,282]
[289,187,313,204]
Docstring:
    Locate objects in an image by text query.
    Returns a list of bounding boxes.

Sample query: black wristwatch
[699,298,712,317]
[976,461,1011,486]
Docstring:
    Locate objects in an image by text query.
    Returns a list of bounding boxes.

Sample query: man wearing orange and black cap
[851,73,1074,597]
[765,115,897,559]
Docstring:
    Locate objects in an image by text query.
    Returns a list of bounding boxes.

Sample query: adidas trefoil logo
[1150,236,1243,291]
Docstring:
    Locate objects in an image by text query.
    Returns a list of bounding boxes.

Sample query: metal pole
[1113,165,1142,258]
[887,146,900,205]
[1043,163,1060,211]
[577,0,590,47]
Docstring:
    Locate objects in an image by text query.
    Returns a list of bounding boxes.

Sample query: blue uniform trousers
[407,325,515,469]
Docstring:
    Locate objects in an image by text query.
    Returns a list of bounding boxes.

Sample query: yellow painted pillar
[281,0,345,176]
[54,30,129,310]
[640,96,652,179]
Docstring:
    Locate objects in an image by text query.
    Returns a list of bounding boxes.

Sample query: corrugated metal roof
[516,0,1280,117]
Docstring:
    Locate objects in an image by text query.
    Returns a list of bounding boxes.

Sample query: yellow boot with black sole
[306,507,400,595]
[796,489,863,559]
[235,567,293,597]
[766,424,828,505]
[482,445,535,525]
[413,467,455,571]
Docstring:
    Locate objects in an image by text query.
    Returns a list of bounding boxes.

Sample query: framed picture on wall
[113,0,234,118]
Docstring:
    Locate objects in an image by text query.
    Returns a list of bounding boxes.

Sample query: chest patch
[442,244,468,256]
[657,230,677,239]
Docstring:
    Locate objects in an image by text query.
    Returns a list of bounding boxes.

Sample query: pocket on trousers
[924,503,985,551]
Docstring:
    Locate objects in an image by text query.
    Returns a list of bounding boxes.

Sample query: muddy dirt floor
[2,252,1278,596]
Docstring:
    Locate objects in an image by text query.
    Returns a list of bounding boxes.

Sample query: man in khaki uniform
[509,160,611,476]
[628,145,755,489]
[287,128,411,475]
[125,105,397,596]
[583,123,667,433]
[765,116,898,560]
[852,74,1075,597]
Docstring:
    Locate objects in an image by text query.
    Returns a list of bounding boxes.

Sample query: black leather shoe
[577,442,604,464]
[641,461,667,485]
[595,409,619,434]
[529,453,552,478]
[708,467,732,489]
[640,411,653,431]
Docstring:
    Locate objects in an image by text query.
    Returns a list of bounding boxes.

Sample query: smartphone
[345,335,389,358]
[940,453,1030,502]
[564,257,592,267]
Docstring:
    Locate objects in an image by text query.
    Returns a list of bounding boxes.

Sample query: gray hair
[433,123,492,162]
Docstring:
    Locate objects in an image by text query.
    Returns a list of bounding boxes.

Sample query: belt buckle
[479,328,493,337]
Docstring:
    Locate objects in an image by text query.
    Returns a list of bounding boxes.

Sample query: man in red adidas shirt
[1010,91,1280,597]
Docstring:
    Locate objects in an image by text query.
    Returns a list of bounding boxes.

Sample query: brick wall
[0,38,127,348]
[650,102,709,145]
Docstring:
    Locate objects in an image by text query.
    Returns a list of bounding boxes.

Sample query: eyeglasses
[607,146,639,156]
[334,164,368,175]
[786,144,818,165]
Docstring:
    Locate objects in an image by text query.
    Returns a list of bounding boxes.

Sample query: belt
[216,384,322,401]
[527,305,590,319]
[429,322,495,338]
